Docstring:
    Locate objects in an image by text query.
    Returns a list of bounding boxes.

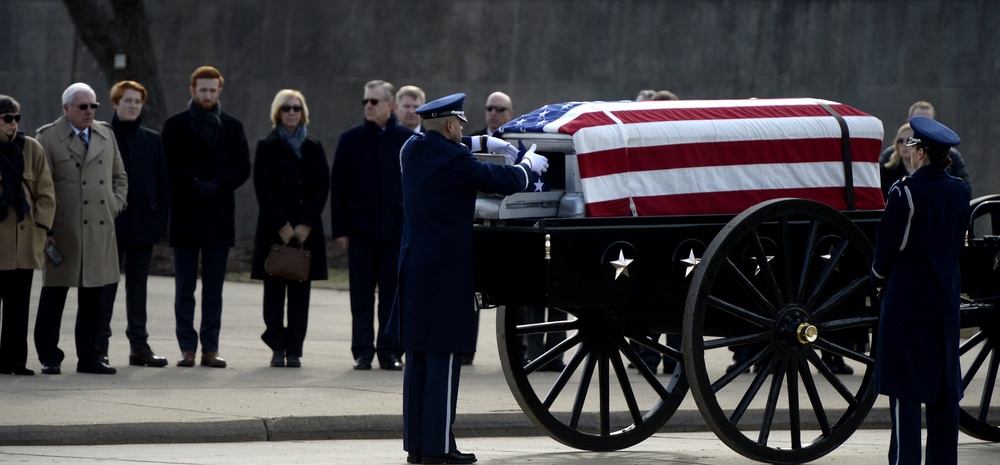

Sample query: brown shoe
[177,351,196,367]
[201,351,227,368]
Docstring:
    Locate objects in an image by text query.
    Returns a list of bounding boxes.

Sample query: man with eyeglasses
[471,92,514,138]
[34,82,128,375]
[330,80,411,372]
[161,66,251,369]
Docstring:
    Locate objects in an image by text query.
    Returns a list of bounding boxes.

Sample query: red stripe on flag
[624,187,885,217]
[576,139,882,179]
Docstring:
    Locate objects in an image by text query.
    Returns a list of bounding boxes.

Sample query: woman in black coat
[251,90,329,367]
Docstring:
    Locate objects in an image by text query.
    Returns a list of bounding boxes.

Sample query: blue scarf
[278,125,307,159]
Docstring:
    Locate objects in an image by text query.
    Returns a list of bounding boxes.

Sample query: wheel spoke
[730,353,776,426]
[525,333,580,374]
[724,257,779,318]
[610,346,644,426]
[799,355,832,436]
[977,347,999,422]
[749,227,786,309]
[706,295,774,328]
[795,219,821,303]
[960,330,987,356]
[704,331,772,351]
[804,239,850,310]
[599,349,611,436]
[619,339,672,399]
[787,359,802,450]
[542,345,586,409]
[806,349,858,406]
[757,358,788,446]
[629,333,683,364]
[568,352,598,430]
[961,338,992,390]
[820,315,878,332]
[812,338,874,366]
[711,344,772,393]
[518,319,579,336]
[812,276,869,321]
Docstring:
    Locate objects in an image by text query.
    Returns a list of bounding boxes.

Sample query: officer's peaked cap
[416,93,468,122]
[907,116,960,149]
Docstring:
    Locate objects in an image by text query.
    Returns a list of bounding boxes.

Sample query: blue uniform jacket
[329,115,412,246]
[871,166,970,403]
[393,130,530,354]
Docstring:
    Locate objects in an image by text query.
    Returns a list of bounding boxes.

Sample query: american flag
[500,98,885,217]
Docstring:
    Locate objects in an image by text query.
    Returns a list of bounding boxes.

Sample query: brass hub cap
[796,323,819,344]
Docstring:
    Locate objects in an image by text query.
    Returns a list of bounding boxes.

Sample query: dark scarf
[0,131,30,222]
[278,125,307,159]
[187,99,222,143]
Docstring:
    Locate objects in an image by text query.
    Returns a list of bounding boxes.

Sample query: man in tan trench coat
[33,82,127,375]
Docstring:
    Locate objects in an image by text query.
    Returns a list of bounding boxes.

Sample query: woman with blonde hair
[879,123,914,200]
[250,89,329,367]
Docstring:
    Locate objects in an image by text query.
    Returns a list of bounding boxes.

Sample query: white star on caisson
[610,249,634,280]
[680,249,701,277]
[752,255,774,276]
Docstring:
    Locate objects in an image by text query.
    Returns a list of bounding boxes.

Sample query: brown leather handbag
[264,244,312,282]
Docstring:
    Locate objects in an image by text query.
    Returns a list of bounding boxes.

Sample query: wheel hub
[774,307,817,356]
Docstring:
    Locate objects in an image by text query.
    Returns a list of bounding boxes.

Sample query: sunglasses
[896,138,906,144]
[1,114,21,124]
[76,103,100,111]
[362,98,382,106]
[485,105,509,113]
[280,105,303,113]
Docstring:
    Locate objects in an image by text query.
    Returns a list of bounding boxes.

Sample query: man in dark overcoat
[161,66,250,368]
[871,116,970,465]
[392,93,548,464]
[329,80,411,371]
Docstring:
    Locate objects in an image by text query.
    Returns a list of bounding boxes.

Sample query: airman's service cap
[416,93,468,122]
[907,116,960,149]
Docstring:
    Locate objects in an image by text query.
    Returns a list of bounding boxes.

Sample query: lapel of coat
[55,117,86,164]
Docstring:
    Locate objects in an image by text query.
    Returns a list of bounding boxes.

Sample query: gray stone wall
[4,0,998,236]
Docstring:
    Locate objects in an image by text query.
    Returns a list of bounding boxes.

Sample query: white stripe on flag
[580,161,881,203]
[572,116,884,155]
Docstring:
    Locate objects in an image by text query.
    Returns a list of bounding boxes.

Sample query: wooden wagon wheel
[959,194,1000,441]
[683,199,879,463]
[497,304,688,451]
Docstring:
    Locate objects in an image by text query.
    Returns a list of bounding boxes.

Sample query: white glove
[519,144,549,175]
[486,136,519,164]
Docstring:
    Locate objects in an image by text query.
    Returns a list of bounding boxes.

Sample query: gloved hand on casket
[486,136,520,164]
[519,144,549,175]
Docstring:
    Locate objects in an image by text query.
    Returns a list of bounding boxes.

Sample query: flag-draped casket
[500,98,886,217]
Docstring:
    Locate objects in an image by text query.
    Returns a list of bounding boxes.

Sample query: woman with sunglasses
[879,123,915,200]
[250,90,329,368]
[0,95,56,375]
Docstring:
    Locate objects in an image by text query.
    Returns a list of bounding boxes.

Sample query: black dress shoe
[271,350,285,367]
[77,361,117,374]
[41,363,61,375]
[824,355,854,375]
[353,357,372,370]
[130,352,168,367]
[99,354,109,365]
[420,451,477,464]
[380,355,403,371]
[406,453,421,463]
[0,367,35,375]
[461,354,474,366]
[286,356,301,368]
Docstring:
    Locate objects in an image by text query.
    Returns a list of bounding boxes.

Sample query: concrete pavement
[0,271,994,463]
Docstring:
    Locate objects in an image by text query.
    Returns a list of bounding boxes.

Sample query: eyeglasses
[76,103,100,111]
[1,114,21,124]
[280,105,303,113]
[485,105,509,113]
[362,98,382,106]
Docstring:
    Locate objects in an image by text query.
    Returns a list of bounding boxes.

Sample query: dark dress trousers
[162,108,250,353]
[871,166,970,464]
[100,114,170,355]
[329,114,410,364]
[393,130,529,457]
[251,129,329,358]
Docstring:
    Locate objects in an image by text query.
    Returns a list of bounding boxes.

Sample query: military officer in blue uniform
[871,116,970,465]
[392,93,547,464]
